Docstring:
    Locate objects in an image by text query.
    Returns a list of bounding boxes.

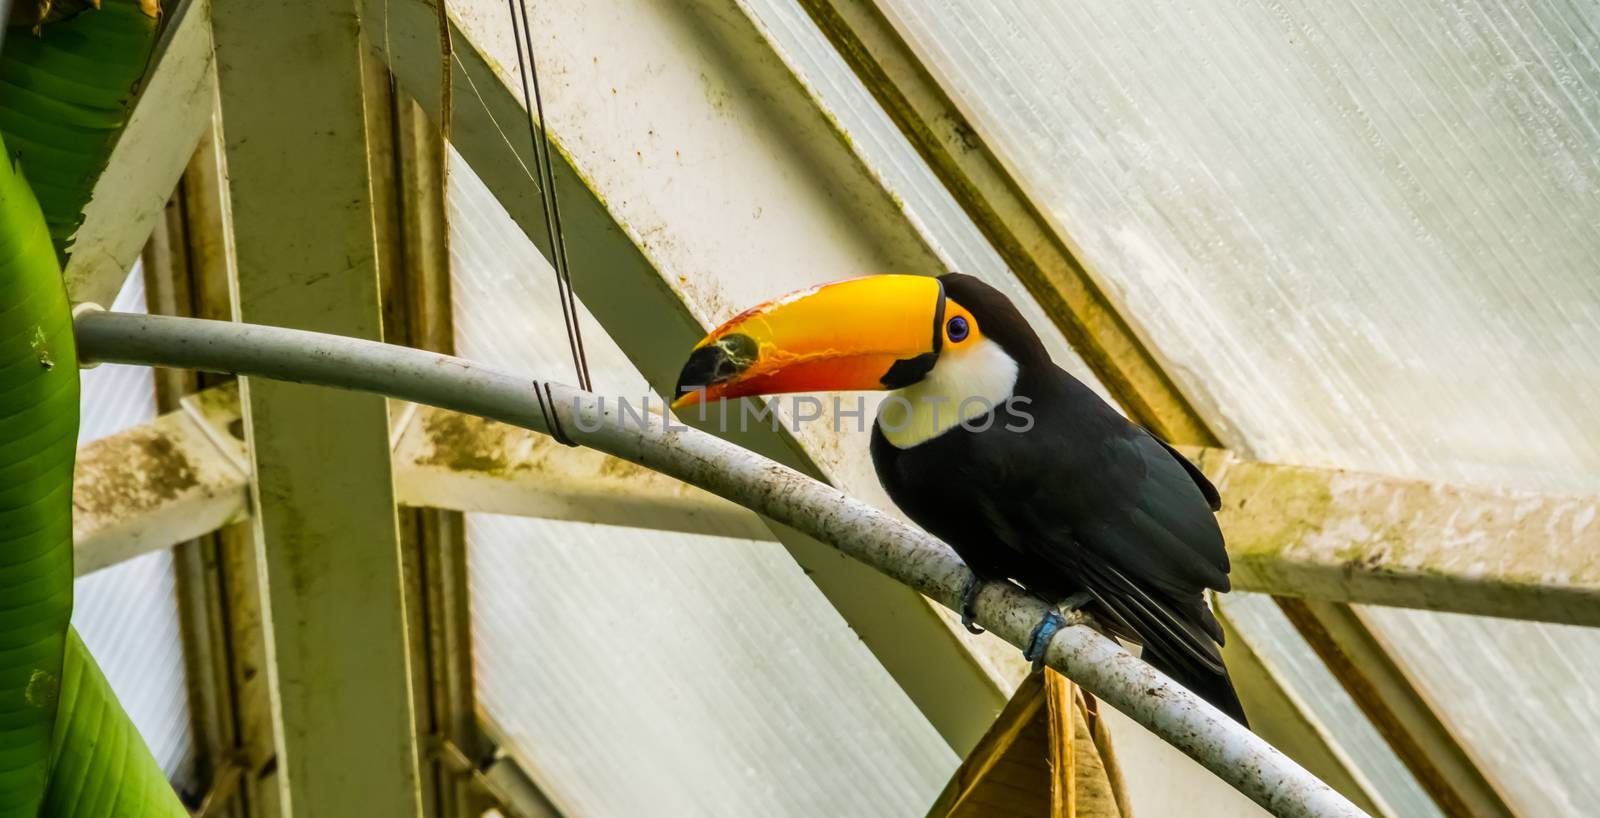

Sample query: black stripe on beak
[879,278,945,389]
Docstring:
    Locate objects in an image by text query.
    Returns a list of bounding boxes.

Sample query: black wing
[1059,429,1230,593]
[1151,433,1221,511]
[1006,426,1231,677]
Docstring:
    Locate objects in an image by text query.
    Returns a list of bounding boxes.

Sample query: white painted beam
[1190,446,1600,627]
[64,0,214,308]
[391,404,774,541]
[69,385,1600,632]
[212,1,422,814]
[72,387,780,576]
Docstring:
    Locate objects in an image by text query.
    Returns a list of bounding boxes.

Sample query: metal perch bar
[73,309,1368,818]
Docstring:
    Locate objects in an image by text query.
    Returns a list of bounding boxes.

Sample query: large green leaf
[40,632,188,818]
[0,0,159,259]
[0,2,187,816]
[0,124,78,818]
[0,129,185,818]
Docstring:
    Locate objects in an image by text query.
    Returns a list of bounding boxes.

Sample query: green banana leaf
[0,122,77,818]
[41,633,188,817]
[0,2,187,816]
[0,0,160,259]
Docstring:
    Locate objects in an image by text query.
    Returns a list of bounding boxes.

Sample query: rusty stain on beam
[72,385,248,576]
[72,387,777,575]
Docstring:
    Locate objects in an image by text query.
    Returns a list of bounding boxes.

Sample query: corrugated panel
[879,0,1600,485]
[468,515,955,818]
[450,150,957,817]
[1355,607,1598,815]
[72,550,196,788]
[874,1,1600,814]
[447,151,645,396]
[73,266,197,789]
[79,262,158,443]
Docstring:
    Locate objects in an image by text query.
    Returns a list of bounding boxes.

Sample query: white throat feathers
[877,337,1019,449]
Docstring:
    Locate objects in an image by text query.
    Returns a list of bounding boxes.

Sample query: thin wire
[504,0,592,391]
[519,0,590,389]
[504,0,586,391]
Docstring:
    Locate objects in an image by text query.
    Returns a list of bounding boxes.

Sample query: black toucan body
[673,272,1247,725]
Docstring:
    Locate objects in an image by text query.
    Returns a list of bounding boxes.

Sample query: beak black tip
[674,345,721,401]
[675,333,758,399]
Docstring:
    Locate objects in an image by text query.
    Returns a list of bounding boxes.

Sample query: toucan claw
[1024,608,1066,672]
[960,574,985,635]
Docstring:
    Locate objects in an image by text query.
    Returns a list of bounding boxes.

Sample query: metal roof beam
[72,384,248,576]
[63,0,214,308]
[71,388,1600,627]
[71,387,776,577]
[1192,446,1600,626]
[212,1,423,813]
[391,404,774,541]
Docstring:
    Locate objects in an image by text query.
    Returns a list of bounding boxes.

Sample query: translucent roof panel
[447,149,632,394]
[72,551,195,788]
[467,514,956,818]
[450,148,956,817]
[74,267,197,788]
[1357,605,1599,816]
[874,1,1600,813]
[1219,594,1441,818]
[878,1,1600,485]
[79,265,160,445]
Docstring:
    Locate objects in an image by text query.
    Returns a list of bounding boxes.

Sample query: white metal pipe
[74,309,1368,818]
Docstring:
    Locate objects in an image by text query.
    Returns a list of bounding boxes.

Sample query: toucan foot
[1024,608,1066,672]
[961,574,986,634]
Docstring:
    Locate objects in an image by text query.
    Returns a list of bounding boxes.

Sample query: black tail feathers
[1143,645,1250,728]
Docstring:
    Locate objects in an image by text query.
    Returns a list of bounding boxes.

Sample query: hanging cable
[505,0,592,392]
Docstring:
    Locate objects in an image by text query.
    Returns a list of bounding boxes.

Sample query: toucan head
[671,273,1045,410]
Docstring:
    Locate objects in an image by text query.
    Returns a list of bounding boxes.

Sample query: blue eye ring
[946,315,970,343]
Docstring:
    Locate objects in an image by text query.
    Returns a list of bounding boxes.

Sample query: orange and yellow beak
[671,275,946,409]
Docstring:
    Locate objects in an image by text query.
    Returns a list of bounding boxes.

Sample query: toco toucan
[671,273,1247,726]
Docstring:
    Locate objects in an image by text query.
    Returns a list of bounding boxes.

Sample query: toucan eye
[946,315,970,343]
